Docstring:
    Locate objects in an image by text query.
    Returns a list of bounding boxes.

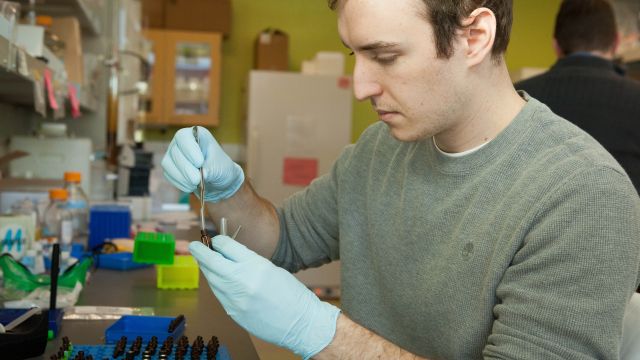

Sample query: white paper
[17,49,28,76]
[285,115,316,157]
[53,91,65,119]
[33,77,46,117]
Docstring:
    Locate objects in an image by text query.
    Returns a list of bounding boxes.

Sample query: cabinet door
[164,31,221,126]
[141,29,167,124]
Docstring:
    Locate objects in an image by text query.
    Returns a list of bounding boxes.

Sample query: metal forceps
[193,126,212,248]
[192,127,242,250]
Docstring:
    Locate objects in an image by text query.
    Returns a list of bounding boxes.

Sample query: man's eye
[374,55,398,65]
[348,51,354,56]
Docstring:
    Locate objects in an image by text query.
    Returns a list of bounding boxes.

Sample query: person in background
[162,0,640,358]
[516,0,640,194]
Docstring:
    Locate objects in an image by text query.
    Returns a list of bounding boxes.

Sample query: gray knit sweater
[272,96,640,359]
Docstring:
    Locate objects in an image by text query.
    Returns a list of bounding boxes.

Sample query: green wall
[507,0,562,71]
[147,0,562,145]
[221,0,377,144]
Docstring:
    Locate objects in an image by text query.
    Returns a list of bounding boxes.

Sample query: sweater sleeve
[270,144,355,273]
[483,166,640,360]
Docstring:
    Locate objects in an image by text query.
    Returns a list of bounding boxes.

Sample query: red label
[283,158,319,186]
[337,77,351,89]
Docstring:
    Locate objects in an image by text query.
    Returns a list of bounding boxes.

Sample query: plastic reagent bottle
[42,188,73,253]
[63,171,90,237]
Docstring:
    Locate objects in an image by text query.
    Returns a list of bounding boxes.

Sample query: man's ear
[460,7,496,67]
[611,31,621,57]
[552,38,564,58]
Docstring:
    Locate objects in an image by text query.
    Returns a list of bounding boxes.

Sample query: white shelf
[16,0,102,36]
[0,35,97,112]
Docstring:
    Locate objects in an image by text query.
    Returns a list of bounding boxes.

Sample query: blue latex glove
[161,126,244,202]
[189,237,341,359]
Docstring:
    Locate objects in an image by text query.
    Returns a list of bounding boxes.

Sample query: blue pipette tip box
[68,343,232,359]
[105,315,185,344]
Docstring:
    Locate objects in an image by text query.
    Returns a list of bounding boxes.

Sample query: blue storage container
[105,315,185,344]
[88,205,131,250]
[97,252,151,270]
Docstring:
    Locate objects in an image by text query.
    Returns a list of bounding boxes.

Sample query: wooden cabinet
[142,29,222,126]
[141,0,231,36]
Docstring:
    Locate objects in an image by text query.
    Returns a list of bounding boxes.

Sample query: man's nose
[353,60,383,101]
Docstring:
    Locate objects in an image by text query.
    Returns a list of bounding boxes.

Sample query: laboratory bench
[32,227,260,359]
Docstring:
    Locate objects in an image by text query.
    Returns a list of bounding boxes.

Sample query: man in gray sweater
[162,0,640,358]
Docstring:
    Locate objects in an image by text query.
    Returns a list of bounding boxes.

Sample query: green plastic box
[133,232,175,265]
[156,255,199,289]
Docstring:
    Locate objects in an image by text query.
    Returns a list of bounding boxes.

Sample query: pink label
[68,84,81,118]
[44,69,59,110]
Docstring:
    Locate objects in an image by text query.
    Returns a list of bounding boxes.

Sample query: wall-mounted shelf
[0,35,97,113]
[16,0,102,36]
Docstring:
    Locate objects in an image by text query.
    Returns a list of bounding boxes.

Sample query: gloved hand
[161,126,244,202]
[189,237,341,359]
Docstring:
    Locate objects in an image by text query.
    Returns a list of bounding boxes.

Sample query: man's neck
[433,64,525,153]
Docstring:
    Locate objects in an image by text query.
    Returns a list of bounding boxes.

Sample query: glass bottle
[41,188,73,254]
[63,171,90,237]
[10,197,41,241]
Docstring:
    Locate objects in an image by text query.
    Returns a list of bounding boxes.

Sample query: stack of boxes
[133,232,199,290]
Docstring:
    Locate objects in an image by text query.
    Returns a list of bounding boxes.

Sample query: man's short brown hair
[554,0,617,55]
[327,0,513,60]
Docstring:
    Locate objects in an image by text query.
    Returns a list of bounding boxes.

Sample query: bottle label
[61,220,73,244]
[67,200,87,209]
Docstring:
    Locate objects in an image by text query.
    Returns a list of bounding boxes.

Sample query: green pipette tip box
[156,255,199,290]
[133,232,175,265]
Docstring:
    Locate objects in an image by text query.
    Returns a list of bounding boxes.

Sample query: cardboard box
[50,17,84,84]
[254,29,289,71]
[164,0,231,36]
[141,0,165,28]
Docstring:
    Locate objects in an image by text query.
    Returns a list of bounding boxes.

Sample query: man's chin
[385,124,416,142]
[383,123,432,143]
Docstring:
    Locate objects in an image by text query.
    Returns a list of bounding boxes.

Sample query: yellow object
[156,255,199,290]
[111,238,135,252]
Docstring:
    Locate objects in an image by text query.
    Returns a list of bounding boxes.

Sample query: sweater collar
[424,92,539,175]
[551,53,626,76]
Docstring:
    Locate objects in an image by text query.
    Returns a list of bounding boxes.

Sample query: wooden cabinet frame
[142,29,221,126]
